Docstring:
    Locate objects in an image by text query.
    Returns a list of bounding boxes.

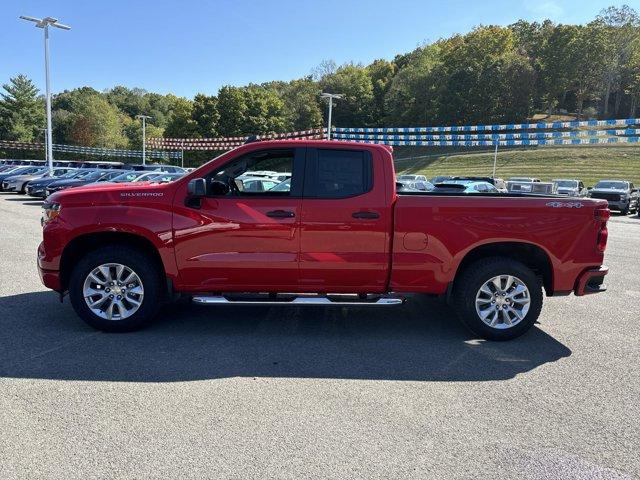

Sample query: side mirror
[210,179,230,196]
[187,178,206,197]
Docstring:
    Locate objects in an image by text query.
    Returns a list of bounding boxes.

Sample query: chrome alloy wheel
[82,263,144,321]
[475,275,530,329]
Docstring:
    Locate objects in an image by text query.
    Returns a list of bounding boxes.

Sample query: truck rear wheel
[68,245,163,332]
[453,257,543,341]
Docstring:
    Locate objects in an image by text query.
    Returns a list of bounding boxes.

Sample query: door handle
[352,211,380,219]
[266,209,295,218]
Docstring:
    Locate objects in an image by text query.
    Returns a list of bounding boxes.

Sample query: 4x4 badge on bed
[546,201,584,208]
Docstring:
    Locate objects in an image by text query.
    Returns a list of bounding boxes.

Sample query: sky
[1,0,638,99]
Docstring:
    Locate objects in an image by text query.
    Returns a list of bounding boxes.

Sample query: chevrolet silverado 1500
[38,140,610,340]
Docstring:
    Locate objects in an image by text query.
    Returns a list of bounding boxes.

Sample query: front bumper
[604,200,629,211]
[2,183,18,192]
[27,186,47,198]
[37,241,62,291]
[574,266,608,296]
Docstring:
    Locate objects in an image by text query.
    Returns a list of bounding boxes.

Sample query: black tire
[621,205,629,215]
[69,245,164,332]
[452,257,543,341]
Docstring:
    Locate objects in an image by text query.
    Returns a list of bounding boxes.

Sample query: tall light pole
[136,115,153,165]
[320,93,343,140]
[20,16,71,174]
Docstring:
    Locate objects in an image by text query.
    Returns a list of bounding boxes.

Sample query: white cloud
[524,0,564,19]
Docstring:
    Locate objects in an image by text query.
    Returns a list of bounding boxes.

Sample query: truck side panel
[390,195,607,294]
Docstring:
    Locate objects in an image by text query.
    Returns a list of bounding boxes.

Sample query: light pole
[320,93,343,140]
[20,16,70,174]
[136,115,153,165]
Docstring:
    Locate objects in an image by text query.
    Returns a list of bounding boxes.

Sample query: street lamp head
[320,93,344,100]
[19,15,71,30]
[136,115,153,120]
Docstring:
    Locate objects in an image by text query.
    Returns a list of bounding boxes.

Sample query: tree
[367,59,396,123]
[595,6,640,116]
[276,77,321,131]
[570,24,609,118]
[384,45,440,125]
[192,94,219,138]
[0,74,45,141]
[164,95,199,138]
[216,86,248,137]
[51,87,127,147]
[538,24,580,114]
[320,64,375,127]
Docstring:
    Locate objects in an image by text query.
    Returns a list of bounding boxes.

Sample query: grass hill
[394,145,640,186]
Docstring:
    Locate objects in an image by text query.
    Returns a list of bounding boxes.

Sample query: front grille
[591,192,621,202]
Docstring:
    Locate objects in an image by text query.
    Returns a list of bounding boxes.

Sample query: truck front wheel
[453,257,543,341]
[68,245,163,332]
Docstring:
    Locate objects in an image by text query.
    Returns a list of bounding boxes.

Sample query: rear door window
[305,148,373,198]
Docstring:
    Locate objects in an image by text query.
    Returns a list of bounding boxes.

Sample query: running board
[192,293,404,306]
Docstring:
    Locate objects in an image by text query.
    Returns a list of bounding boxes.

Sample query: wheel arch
[453,241,554,295]
[59,231,168,293]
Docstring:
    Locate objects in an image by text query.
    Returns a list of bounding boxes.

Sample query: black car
[45,169,122,196]
[26,169,88,198]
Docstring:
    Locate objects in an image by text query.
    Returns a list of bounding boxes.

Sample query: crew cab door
[299,147,392,292]
[172,147,304,291]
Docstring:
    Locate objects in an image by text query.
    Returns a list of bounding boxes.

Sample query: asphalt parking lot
[0,192,638,479]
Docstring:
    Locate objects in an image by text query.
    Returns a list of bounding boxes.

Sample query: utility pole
[492,141,499,178]
[136,115,152,165]
[320,93,344,140]
[20,16,71,174]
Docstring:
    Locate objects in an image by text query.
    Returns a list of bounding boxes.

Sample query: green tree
[367,59,396,123]
[216,86,247,137]
[0,74,45,141]
[281,77,323,131]
[538,24,580,114]
[384,44,441,125]
[164,95,199,138]
[192,93,219,138]
[320,64,375,127]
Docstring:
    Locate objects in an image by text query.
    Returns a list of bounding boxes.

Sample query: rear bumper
[574,265,608,296]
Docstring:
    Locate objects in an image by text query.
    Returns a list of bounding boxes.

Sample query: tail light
[595,207,610,253]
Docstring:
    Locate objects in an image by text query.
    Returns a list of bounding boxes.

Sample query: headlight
[41,202,61,225]
[620,194,628,200]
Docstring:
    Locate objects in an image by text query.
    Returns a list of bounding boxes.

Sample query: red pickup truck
[38,140,610,340]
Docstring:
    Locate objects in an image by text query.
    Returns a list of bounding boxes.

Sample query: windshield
[595,181,628,190]
[554,180,578,188]
[398,175,417,181]
[270,178,291,192]
[110,171,140,182]
[441,179,472,185]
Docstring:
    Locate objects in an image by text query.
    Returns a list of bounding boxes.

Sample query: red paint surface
[38,140,609,298]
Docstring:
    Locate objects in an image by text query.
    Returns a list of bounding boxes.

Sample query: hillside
[394,145,640,186]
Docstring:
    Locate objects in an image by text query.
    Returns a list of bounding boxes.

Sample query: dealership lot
[0,193,638,479]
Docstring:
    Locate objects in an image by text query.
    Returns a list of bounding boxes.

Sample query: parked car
[553,179,587,197]
[449,176,508,193]
[507,180,555,194]
[26,169,88,198]
[135,172,184,183]
[430,175,453,184]
[1,167,76,193]
[588,180,639,214]
[398,174,428,183]
[435,180,499,194]
[508,177,541,182]
[39,140,609,341]
[45,169,118,196]
[0,166,48,186]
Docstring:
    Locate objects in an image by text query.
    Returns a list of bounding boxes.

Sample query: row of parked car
[0,159,188,198]
[396,174,639,214]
